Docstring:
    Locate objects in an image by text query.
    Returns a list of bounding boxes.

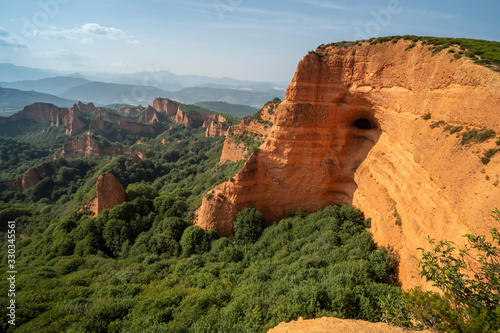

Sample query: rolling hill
[195,101,260,118]
[58,81,170,106]
[0,87,77,116]
[0,63,63,82]
[0,76,90,96]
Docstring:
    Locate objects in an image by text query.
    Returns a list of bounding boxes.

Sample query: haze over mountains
[0,63,286,115]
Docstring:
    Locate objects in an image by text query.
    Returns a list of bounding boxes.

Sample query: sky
[0,0,499,84]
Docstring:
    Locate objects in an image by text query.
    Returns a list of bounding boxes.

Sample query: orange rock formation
[9,102,86,136]
[89,114,106,133]
[136,105,159,124]
[153,98,179,116]
[54,108,86,135]
[205,121,226,138]
[130,154,142,164]
[74,101,96,113]
[3,164,48,191]
[152,97,228,136]
[91,172,126,215]
[117,120,155,134]
[220,102,277,162]
[55,134,121,159]
[55,133,146,159]
[10,102,60,123]
[268,317,432,333]
[196,40,500,289]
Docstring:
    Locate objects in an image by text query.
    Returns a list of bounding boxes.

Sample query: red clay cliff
[196,40,500,290]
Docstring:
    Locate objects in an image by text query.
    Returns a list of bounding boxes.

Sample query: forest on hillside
[0,100,498,332]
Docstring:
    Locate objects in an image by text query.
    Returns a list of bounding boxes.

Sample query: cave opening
[352,118,376,130]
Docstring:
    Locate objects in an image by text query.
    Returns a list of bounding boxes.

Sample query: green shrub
[126,182,158,201]
[403,211,500,331]
[482,148,498,165]
[180,225,210,257]
[429,120,445,128]
[460,128,496,145]
[234,207,266,244]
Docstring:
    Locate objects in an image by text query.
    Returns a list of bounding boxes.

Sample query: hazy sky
[0,0,498,83]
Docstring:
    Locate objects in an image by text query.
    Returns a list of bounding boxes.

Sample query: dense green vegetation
[1,97,498,332]
[0,137,52,181]
[319,35,500,71]
[0,99,404,332]
[0,204,400,332]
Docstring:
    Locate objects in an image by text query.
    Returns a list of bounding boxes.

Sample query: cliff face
[153,98,179,116]
[173,108,226,128]
[196,40,500,289]
[90,172,126,216]
[10,102,60,123]
[205,121,227,138]
[136,105,159,124]
[54,108,86,135]
[152,97,229,136]
[220,101,277,162]
[173,109,192,127]
[117,120,155,134]
[55,133,147,160]
[89,114,106,133]
[3,164,49,191]
[9,102,86,136]
[55,134,121,159]
[75,101,96,113]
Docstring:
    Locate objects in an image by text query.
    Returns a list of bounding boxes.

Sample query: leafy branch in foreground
[406,210,500,332]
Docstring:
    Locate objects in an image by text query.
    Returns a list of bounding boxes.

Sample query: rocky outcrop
[89,114,106,133]
[55,133,146,160]
[136,105,159,124]
[3,163,50,191]
[268,317,432,333]
[153,98,179,116]
[173,109,192,127]
[219,101,277,162]
[220,135,249,163]
[55,134,121,159]
[90,172,126,216]
[173,108,226,128]
[152,97,228,136]
[54,108,86,135]
[205,121,227,137]
[117,106,142,116]
[130,154,142,164]
[117,120,155,134]
[74,101,96,113]
[101,111,122,123]
[9,102,86,136]
[10,102,60,123]
[196,40,500,289]
[202,114,226,127]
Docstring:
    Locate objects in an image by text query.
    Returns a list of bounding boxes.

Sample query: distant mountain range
[195,101,259,118]
[0,87,76,117]
[0,76,90,96]
[0,63,286,114]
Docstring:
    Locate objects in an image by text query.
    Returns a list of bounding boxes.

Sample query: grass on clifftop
[317,35,500,71]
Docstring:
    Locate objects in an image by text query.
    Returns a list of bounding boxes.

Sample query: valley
[0,36,499,332]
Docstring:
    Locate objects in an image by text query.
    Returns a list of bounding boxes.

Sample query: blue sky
[0,0,498,83]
